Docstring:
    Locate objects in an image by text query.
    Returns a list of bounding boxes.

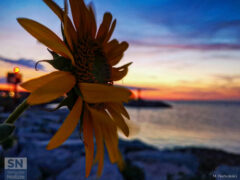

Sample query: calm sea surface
[122,101,240,154]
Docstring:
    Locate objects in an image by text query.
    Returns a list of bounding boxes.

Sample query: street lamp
[7,67,22,103]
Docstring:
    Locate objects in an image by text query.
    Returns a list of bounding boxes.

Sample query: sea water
[123,101,240,154]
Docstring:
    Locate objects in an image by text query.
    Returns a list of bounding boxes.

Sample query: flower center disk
[73,38,111,84]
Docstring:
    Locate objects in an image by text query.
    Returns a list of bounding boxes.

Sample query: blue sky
[0,0,240,100]
[1,0,240,47]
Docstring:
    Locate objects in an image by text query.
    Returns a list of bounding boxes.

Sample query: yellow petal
[88,106,118,163]
[111,62,132,81]
[106,41,129,60]
[108,102,130,119]
[63,12,77,51]
[27,72,76,105]
[107,104,129,136]
[17,18,74,62]
[43,0,77,52]
[92,118,104,176]
[105,41,129,66]
[109,54,123,66]
[63,13,73,50]
[69,0,89,37]
[117,150,125,170]
[87,105,109,125]
[104,19,116,43]
[47,97,83,150]
[87,3,97,38]
[21,71,71,92]
[43,0,64,21]
[79,83,131,103]
[103,122,120,163]
[97,13,113,43]
[104,39,119,53]
[83,107,94,177]
[64,0,78,49]
[69,0,82,30]
[64,0,68,14]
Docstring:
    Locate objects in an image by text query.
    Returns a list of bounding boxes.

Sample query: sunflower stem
[4,99,30,124]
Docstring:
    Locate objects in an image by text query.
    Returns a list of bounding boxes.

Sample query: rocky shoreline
[0,108,240,180]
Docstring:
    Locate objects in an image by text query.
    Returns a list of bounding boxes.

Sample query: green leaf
[50,92,77,111]
[47,57,73,71]
[35,57,73,72]
[0,124,15,142]
[66,88,79,110]
[48,49,60,59]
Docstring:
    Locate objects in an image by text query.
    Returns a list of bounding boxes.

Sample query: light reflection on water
[122,101,240,153]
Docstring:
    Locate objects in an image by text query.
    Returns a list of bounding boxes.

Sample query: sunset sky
[0,0,240,100]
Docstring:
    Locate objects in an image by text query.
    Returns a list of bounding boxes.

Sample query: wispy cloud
[130,40,240,51]
[0,77,5,83]
[135,0,240,39]
[212,74,240,83]
[0,56,45,70]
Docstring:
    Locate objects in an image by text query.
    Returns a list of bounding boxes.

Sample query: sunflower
[6,0,132,177]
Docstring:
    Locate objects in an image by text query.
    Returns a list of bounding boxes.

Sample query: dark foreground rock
[1,108,240,180]
[1,139,240,180]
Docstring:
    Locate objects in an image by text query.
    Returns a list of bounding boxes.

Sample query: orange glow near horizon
[0,55,239,101]
[13,67,20,73]
[129,89,240,101]
[122,81,240,101]
[0,83,26,92]
[0,82,238,101]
